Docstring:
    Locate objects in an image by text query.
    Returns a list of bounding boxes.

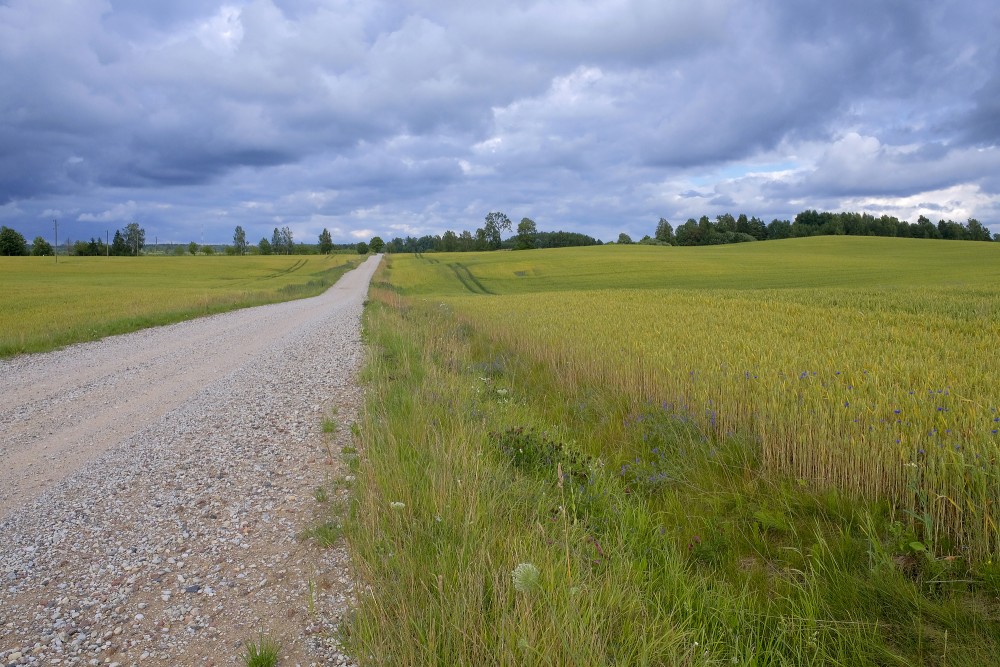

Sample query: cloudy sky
[1,0,998,246]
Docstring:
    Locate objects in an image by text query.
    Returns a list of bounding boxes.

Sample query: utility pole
[53,219,58,264]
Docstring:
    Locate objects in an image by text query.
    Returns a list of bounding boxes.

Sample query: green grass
[342,238,1000,665]
[0,254,360,357]
[241,633,281,667]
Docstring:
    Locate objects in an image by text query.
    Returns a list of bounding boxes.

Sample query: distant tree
[674,220,700,246]
[766,219,792,240]
[203,245,215,255]
[966,218,991,241]
[173,245,186,256]
[111,231,129,256]
[747,216,768,240]
[31,236,53,256]
[224,245,237,255]
[281,226,294,254]
[456,230,474,252]
[356,241,369,254]
[654,218,675,245]
[318,228,333,254]
[123,222,145,255]
[483,211,512,250]
[233,225,247,255]
[187,241,199,255]
[617,232,633,244]
[369,236,385,253]
[938,219,966,240]
[441,230,459,252]
[0,226,28,256]
[258,238,272,255]
[913,215,940,239]
[715,213,737,233]
[514,217,538,250]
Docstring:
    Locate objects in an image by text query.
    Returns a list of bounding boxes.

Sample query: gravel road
[1,255,381,667]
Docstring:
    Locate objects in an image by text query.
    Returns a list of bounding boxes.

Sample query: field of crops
[0,254,360,356]
[388,237,1000,559]
[346,236,1000,664]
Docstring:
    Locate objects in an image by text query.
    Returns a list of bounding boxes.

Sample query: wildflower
[390,501,405,510]
[512,562,541,594]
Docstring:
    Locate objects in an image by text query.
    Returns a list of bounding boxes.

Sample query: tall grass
[0,254,360,356]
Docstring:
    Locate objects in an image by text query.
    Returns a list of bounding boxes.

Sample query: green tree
[514,217,537,250]
[187,241,199,255]
[654,218,674,244]
[203,245,215,255]
[483,211,512,250]
[318,228,333,254]
[271,228,284,254]
[369,236,385,253]
[31,236,53,256]
[233,225,248,255]
[715,213,737,233]
[966,218,991,241]
[356,241,369,254]
[617,232,633,244]
[123,222,145,255]
[0,226,28,256]
[442,230,458,252]
[281,226,294,254]
[766,219,792,240]
[111,231,129,255]
[258,238,272,255]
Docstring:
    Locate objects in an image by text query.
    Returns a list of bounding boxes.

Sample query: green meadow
[344,237,1000,665]
[0,254,360,357]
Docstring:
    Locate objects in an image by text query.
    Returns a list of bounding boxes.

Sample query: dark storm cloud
[1,0,998,244]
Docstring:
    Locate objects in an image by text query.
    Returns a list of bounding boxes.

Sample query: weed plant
[241,633,281,667]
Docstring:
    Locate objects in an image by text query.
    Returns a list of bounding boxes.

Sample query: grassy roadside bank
[0,254,361,357]
[342,258,1000,665]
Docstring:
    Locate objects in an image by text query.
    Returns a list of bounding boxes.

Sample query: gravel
[0,256,380,667]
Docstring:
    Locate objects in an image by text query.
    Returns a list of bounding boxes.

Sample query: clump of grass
[240,633,281,667]
[303,517,343,548]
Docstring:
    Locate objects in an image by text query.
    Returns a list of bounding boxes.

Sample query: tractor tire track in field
[0,255,381,666]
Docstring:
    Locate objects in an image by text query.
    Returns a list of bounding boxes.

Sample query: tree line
[382,212,602,253]
[0,222,146,256]
[617,211,997,247]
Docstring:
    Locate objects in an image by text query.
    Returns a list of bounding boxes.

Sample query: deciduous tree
[515,217,537,250]
[123,222,145,255]
[483,211,512,250]
[233,225,247,255]
[0,226,28,256]
[31,236,53,256]
[318,228,333,254]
